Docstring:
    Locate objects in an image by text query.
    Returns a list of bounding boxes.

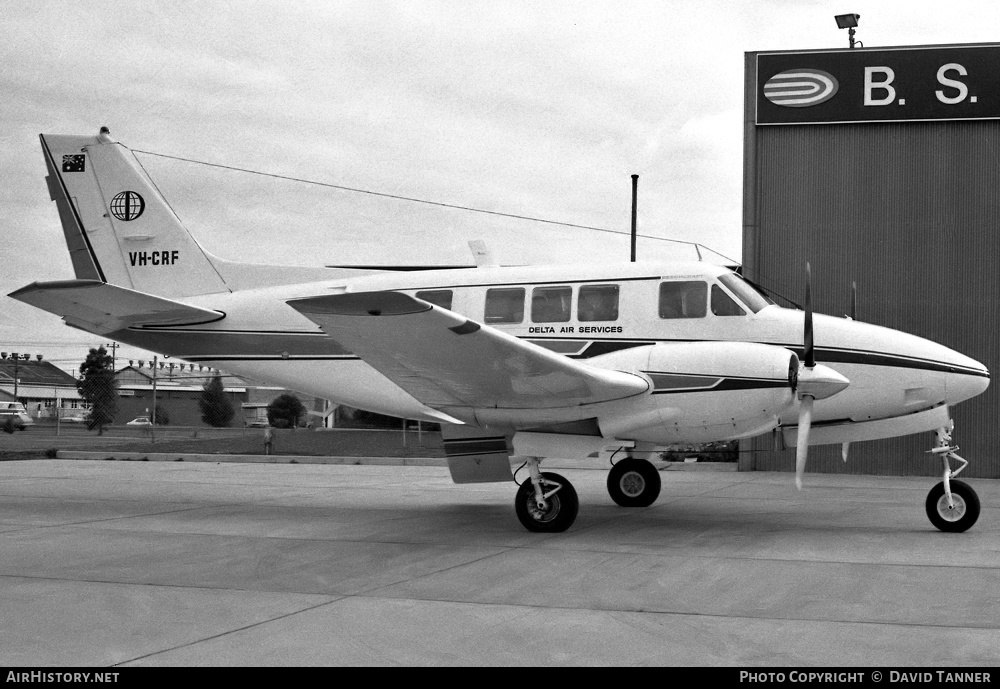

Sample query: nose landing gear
[925,423,981,533]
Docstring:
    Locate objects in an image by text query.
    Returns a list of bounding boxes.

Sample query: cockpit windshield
[718,273,774,314]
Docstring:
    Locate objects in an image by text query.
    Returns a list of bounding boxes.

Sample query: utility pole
[151,355,157,444]
[104,342,119,372]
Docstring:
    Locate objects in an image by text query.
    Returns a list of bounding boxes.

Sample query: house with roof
[114,362,248,426]
[0,354,83,419]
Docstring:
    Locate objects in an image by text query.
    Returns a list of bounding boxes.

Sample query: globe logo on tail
[110,191,145,221]
[763,69,839,108]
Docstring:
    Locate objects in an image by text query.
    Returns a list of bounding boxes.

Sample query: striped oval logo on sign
[763,69,839,108]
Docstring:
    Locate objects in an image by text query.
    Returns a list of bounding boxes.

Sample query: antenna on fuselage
[851,281,858,321]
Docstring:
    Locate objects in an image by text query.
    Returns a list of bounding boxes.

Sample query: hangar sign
[756,45,1000,125]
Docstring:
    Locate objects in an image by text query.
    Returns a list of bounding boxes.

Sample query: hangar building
[740,43,1000,479]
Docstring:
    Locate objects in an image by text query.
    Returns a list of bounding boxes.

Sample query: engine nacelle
[591,342,798,443]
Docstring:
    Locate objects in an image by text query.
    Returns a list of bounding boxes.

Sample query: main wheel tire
[515,472,579,533]
[607,458,661,507]
[926,479,981,533]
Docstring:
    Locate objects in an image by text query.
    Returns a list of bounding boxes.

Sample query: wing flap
[288,291,648,410]
[9,280,224,335]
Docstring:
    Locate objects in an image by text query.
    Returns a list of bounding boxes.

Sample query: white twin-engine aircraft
[12,128,990,533]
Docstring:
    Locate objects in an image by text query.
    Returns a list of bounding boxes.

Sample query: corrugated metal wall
[742,53,1000,478]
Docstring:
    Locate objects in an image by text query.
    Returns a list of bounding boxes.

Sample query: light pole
[630,174,638,262]
[11,353,20,401]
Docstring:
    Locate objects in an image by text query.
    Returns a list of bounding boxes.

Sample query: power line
[134,149,737,262]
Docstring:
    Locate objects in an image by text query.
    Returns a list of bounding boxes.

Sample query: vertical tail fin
[40,128,230,298]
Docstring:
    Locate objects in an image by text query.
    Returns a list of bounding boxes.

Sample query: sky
[2,0,999,373]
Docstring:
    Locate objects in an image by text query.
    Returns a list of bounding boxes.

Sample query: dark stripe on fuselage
[554,338,986,378]
[114,325,987,380]
[574,340,657,357]
[181,355,361,362]
[116,328,351,359]
[645,371,788,395]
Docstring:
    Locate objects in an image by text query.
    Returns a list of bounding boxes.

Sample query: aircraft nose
[945,352,990,405]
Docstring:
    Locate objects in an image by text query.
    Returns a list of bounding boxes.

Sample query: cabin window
[718,273,773,313]
[659,281,707,319]
[711,285,746,317]
[485,287,525,324]
[578,284,619,321]
[416,290,453,310]
[531,286,572,323]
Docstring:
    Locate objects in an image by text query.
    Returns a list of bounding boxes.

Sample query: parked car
[245,419,270,428]
[126,417,152,426]
[0,402,33,431]
[61,411,88,424]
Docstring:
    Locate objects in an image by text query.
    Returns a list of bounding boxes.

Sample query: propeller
[842,279,856,462]
[795,395,813,490]
[793,263,850,490]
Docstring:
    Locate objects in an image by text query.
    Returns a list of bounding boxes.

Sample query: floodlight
[835,13,861,48]
[835,13,859,29]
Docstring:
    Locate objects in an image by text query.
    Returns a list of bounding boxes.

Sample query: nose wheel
[926,479,980,533]
[925,422,981,533]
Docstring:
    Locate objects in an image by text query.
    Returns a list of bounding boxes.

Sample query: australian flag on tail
[62,154,85,172]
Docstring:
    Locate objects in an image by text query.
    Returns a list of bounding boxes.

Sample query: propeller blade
[803,263,815,368]
[795,395,814,490]
[850,281,857,321]
[842,442,850,462]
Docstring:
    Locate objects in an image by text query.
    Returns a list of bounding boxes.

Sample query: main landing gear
[925,423,981,533]
[513,454,663,532]
[607,456,661,507]
[514,458,579,532]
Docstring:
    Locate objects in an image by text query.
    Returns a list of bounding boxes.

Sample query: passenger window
[416,290,453,310]
[659,281,707,319]
[531,286,571,323]
[578,284,619,322]
[711,285,746,317]
[485,287,525,324]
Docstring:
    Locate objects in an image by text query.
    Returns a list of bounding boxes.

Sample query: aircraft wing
[8,280,224,335]
[288,291,648,410]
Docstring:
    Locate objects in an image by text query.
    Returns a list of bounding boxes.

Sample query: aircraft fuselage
[101,260,988,445]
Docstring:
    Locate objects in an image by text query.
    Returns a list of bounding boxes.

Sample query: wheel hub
[528,494,560,522]
[620,471,645,498]
[936,494,967,522]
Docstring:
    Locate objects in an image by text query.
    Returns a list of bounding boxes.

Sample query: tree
[267,393,305,429]
[199,374,234,427]
[77,346,117,435]
[152,403,170,426]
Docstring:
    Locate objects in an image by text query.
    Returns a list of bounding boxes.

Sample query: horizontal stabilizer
[9,280,224,335]
[288,291,648,411]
